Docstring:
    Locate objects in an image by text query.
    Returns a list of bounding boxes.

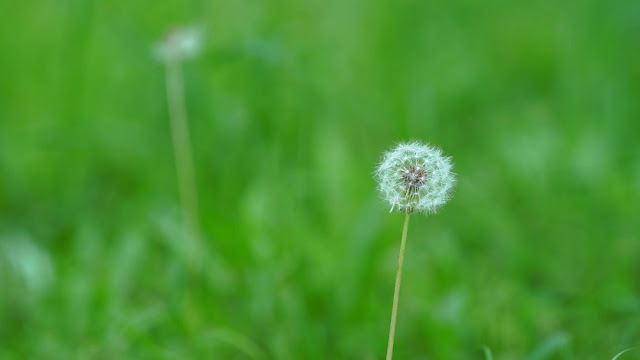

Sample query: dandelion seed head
[375,141,455,214]
[153,25,204,63]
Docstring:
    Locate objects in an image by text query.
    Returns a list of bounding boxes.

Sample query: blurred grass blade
[526,333,569,360]
[482,346,494,360]
[612,347,639,360]
[204,328,267,360]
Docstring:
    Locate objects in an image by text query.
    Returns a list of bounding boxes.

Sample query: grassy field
[1,0,639,359]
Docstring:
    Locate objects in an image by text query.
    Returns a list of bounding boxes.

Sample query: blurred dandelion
[374,141,455,360]
[153,25,204,63]
[154,25,204,267]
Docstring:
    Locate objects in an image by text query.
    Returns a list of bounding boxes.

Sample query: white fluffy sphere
[375,141,455,214]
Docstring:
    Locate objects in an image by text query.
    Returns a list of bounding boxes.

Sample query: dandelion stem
[164,57,201,264]
[386,212,410,360]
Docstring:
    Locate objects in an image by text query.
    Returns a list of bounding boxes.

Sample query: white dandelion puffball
[375,141,455,214]
[153,25,204,63]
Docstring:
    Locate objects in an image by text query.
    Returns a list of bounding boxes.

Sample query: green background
[1,0,639,359]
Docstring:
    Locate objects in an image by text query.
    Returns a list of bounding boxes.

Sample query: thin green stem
[164,58,201,265]
[386,212,410,360]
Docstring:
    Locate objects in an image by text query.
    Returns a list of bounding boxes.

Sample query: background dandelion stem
[386,212,411,360]
[164,58,201,264]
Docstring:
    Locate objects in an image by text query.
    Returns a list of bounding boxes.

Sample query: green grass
[1,0,639,359]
